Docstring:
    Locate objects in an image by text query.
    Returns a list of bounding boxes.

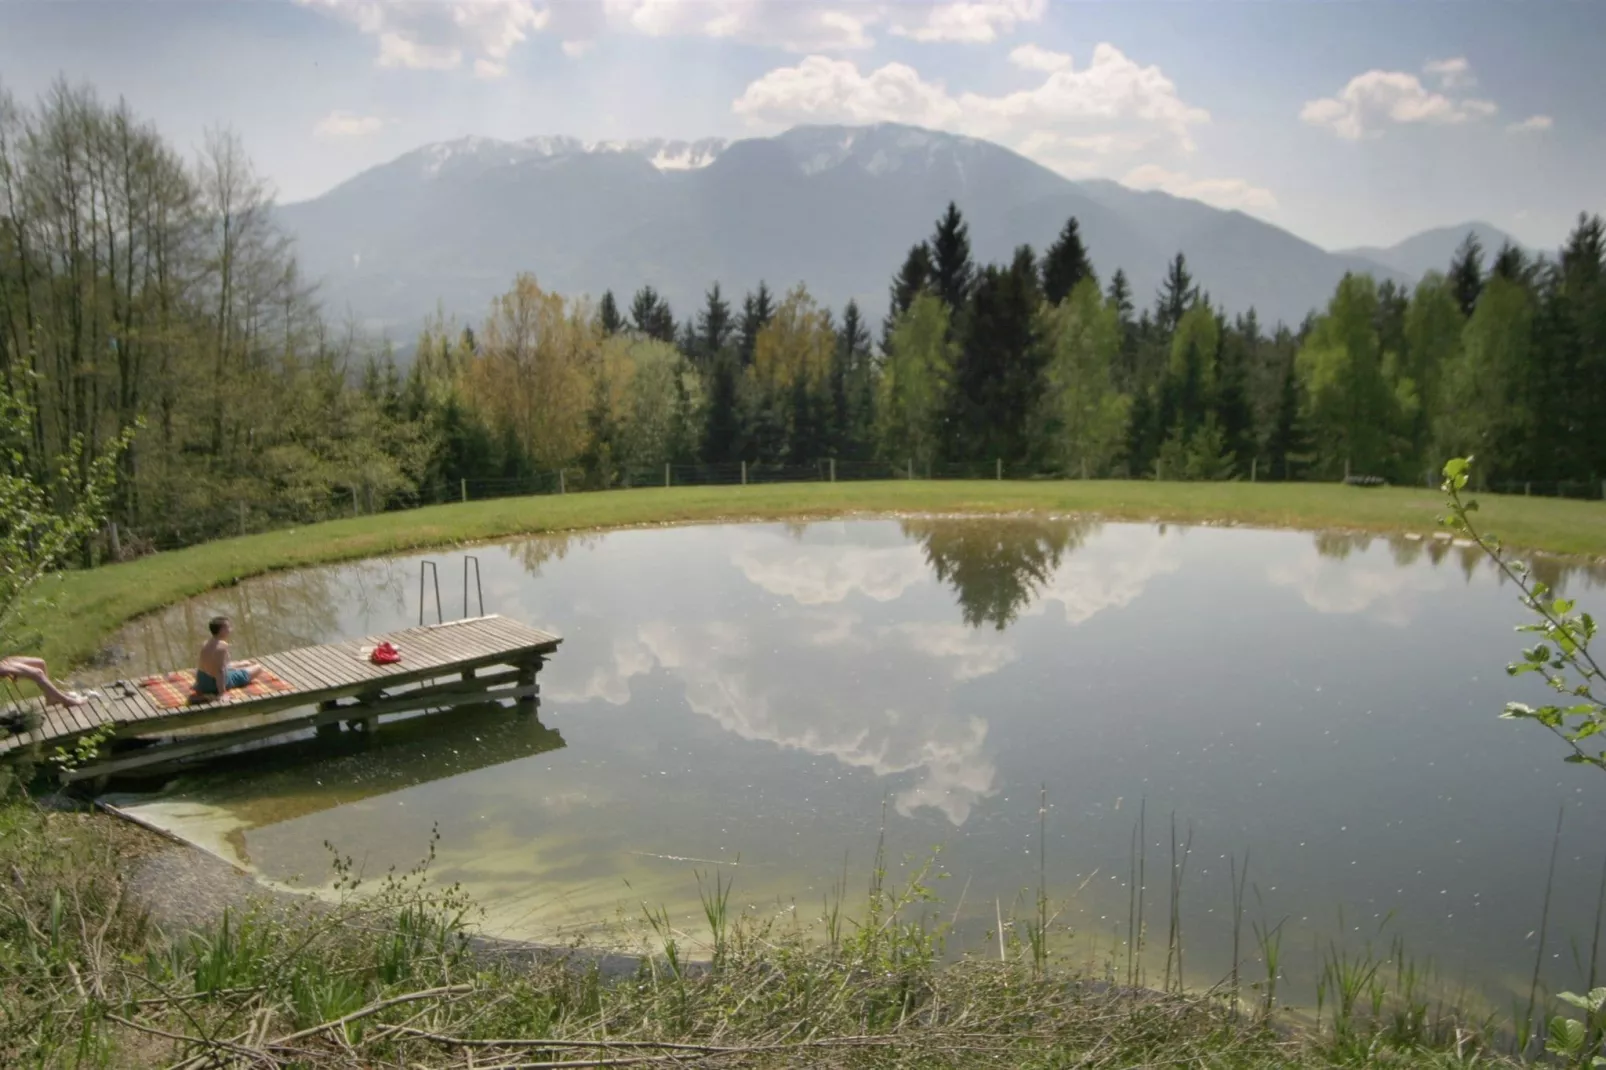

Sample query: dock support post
[516,658,540,705]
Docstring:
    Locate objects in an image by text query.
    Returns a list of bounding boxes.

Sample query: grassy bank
[30,479,1606,670]
[0,794,1523,1069]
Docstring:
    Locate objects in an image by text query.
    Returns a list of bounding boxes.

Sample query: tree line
[3,80,1603,557]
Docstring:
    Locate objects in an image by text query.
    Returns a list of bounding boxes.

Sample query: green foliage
[0,381,131,645]
[877,293,954,470]
[1036,277,1129,476]
[1441,456,1606,772]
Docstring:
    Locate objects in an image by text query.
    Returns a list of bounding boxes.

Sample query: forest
[3,81,1604,555]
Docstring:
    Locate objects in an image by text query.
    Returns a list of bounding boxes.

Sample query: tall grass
[2,782,1597,1068]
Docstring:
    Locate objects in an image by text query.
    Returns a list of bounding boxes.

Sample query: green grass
[0,794,1531,1069]
[29,478,1606,670]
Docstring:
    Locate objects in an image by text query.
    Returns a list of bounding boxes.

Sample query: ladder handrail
[463,555,485,619]
[418,560,443,626]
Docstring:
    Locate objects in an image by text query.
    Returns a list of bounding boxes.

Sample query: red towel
[370,641,401,665]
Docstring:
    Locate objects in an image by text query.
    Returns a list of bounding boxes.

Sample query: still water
[98,518,1606,1004]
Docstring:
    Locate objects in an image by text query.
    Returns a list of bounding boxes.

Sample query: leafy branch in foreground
[0,377,134,649]
[1440,455,1605,772]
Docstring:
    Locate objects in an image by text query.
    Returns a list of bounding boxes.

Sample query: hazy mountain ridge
[1337,222,1534,280]
[279,122,1427,341]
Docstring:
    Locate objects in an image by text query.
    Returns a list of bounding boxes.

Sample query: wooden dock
[0,614,561,784]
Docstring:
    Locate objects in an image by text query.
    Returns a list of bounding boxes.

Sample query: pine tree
[1491,241,1529,283]
[702,355,741,463]
[1448,232,1485,318]
[1265,350,1309,480]
[836,299,874,458]
[630,286,676,343]
[598,290,624,335]
[1041,216,1097,306]
[946,245,1043,464]
[738,282,774,367]
[883,242,934,354]
[1155,253,1198,336]
[1214,316,1255,470]
[697,283,734,367]
[930,202,976,314]
[1107,268,1137,389]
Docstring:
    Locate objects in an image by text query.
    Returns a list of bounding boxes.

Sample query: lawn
[31,478,1606,670]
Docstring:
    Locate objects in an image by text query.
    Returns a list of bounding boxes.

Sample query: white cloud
[561,39,595,58]
[1301,64,1498,140]
[1021,526,1182,625]
[1267,541,1447,626]
[1508,114,1554,133]
[600,0,877,51]
[1010,43,1071,73]
[731,537,931,605]
[1122,163,1279,213]
[732,43,1210,175]
[732,56,962,128]
[1423,56,1475,90]
[889,0,1047,44]
[299,0,548,77]
[312,110,387,139]
[881,622,1018,681]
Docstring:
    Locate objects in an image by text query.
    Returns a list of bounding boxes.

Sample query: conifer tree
[930,202,976,313]
[1107,268,1138,389]
[1041,216,1096,306]
[1448,232,1485,318]
[946,245,1043,464]
[630,285,676,343]
[835,299,874,458]
[598,290,624,335]
[697,283,734,367]
[738,282,774,367]
[883,242,934,353]
[702,356,741,463]
[1155,253,1198,336]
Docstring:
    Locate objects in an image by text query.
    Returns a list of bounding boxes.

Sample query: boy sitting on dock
[196,616,262,696]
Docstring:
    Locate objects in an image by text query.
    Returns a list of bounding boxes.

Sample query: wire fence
[109,459,1606,562]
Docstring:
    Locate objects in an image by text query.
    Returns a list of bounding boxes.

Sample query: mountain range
[276,122,1527,343]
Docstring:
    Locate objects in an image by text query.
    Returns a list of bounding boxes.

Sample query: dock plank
[1,614,562,760]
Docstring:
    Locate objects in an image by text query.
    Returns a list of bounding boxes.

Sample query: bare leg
[243,665,263,683]
[14,664,84,707]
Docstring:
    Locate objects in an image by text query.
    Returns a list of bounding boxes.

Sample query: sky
[0,0,1601,252]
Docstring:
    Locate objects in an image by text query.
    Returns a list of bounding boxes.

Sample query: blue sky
[1,0,1600,251]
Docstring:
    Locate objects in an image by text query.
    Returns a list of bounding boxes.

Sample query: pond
[96,517,1606,1008]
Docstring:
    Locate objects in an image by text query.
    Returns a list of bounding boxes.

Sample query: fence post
[741,460,747,486]
[1081,458,1088,481]
[559,469,566,495]
[352,486,360,516]
[1251,457,1257,483]
[1525,481,1531,496]
[829,458,836,483]
[237,503,246,536]
[665,463,671,488]
[108,521,121,560]
[907,458,913,480]
[460,478,467,503]
[996,458,1002,481]
[1343,458,1351,483]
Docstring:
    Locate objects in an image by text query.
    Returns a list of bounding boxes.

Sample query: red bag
[370,641,401,665]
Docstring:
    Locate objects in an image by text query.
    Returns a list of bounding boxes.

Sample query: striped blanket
[137,668,295,710]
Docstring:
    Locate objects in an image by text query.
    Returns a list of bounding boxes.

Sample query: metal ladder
[418,554,486,626]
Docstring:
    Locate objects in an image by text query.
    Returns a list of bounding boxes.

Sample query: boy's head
[209,616,231,638]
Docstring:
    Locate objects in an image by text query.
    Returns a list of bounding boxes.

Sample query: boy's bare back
[198,634,229,679]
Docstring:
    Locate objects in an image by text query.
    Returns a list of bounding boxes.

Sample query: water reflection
[97,517,1606,1008]
[901,516,1094,630]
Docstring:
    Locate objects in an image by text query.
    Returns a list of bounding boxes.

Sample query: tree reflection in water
[900,516,1097,630]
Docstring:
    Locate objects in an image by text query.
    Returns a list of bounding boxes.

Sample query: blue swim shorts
[194,667,251,694]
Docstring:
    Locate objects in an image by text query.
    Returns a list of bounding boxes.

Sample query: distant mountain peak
[403,133,729,178]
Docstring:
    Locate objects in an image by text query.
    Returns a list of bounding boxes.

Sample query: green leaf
[1442,457,1468,480]
[1549,1015,1586,1055]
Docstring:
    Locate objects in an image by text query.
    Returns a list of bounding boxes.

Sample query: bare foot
[49,691,88,708]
